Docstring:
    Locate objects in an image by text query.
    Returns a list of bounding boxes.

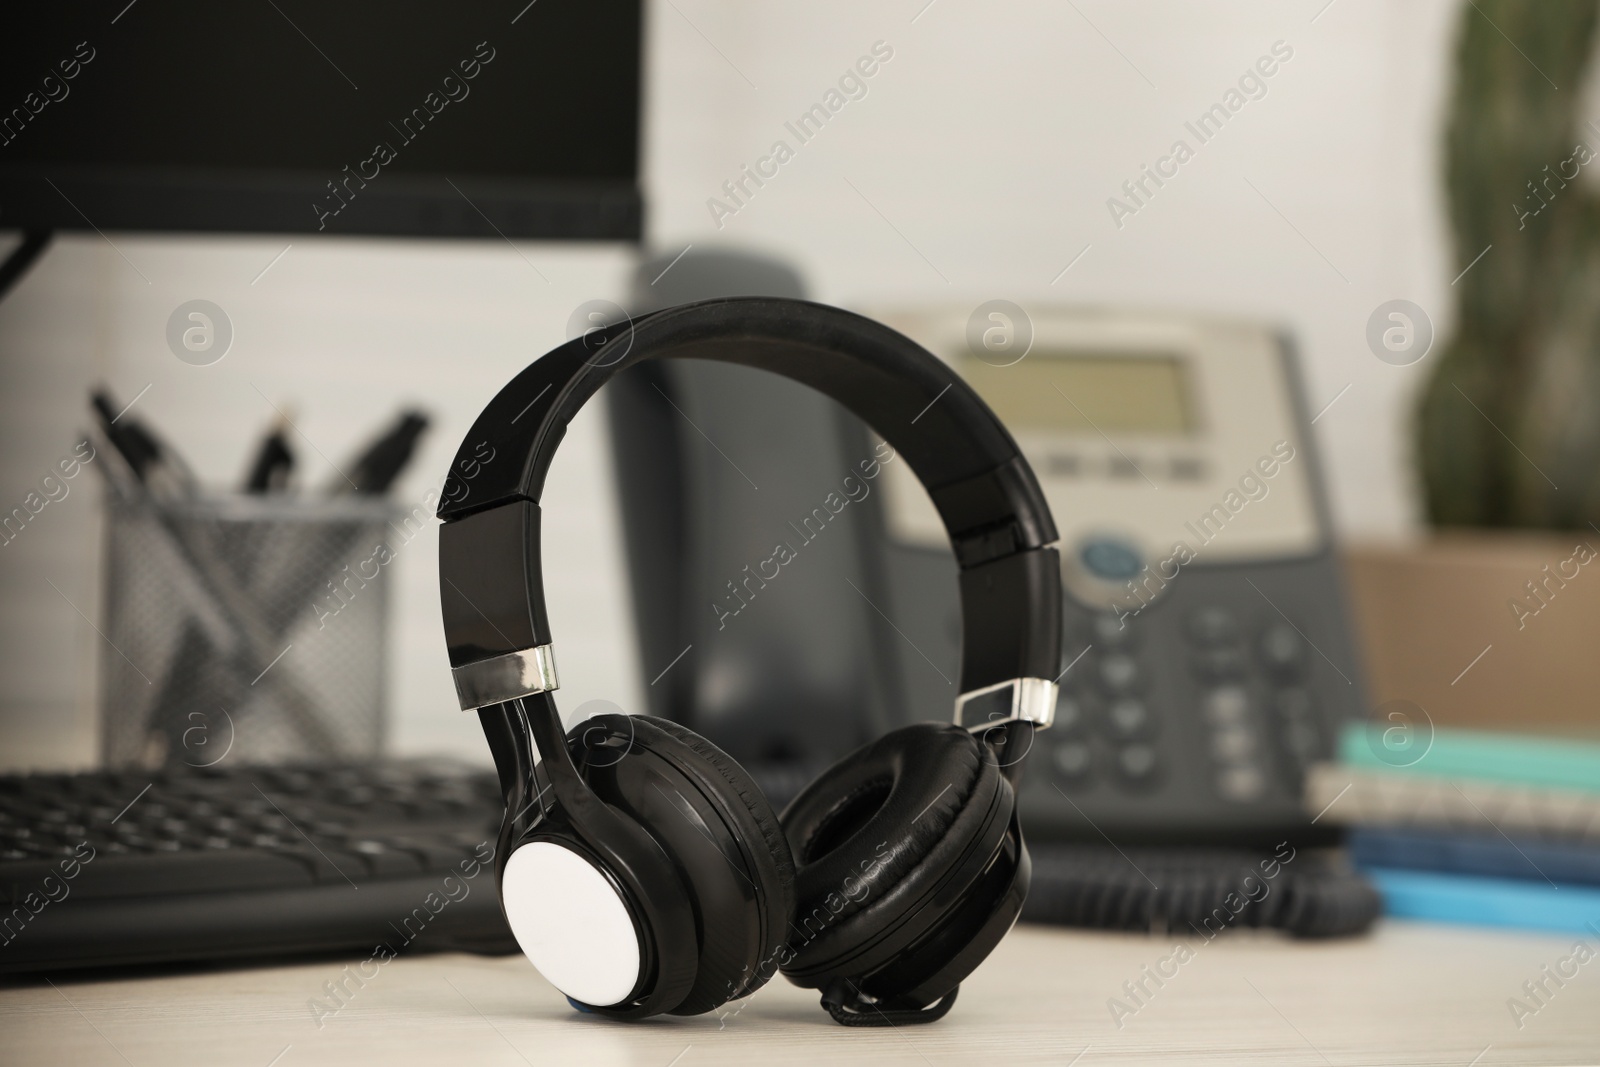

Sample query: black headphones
[436,297,1063,1025]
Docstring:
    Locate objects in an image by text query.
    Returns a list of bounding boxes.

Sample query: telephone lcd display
[961,353,1195,435]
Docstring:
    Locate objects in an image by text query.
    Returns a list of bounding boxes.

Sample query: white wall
[644,0,1460,535]
[0,235,642,768]
[0,0,1465,769]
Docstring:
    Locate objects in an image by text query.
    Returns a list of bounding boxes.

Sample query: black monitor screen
[0,1,641,239]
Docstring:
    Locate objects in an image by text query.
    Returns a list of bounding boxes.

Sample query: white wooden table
[3,919,1596,1065]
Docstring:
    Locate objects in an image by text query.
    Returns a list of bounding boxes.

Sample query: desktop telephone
[606,253,1367,849]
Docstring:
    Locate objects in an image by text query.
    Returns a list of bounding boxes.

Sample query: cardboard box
[1342,534,1600,739]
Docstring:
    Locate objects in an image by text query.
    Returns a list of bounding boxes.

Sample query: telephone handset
[606,252,1366,848]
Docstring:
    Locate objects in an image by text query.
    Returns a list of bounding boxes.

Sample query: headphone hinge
[953,676,1057,731]
[452,644,560,712]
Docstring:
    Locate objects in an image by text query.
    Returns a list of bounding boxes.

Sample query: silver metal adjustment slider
[451,644,559,711]
[952,677,1058,732]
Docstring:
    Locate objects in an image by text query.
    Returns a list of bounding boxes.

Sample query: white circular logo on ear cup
[501,841,642,1007]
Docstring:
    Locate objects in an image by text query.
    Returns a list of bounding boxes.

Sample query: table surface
[3,919,1596,1066]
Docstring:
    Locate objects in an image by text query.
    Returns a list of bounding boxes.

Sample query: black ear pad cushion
[619,716,796,1004]
[778,722,1006,985]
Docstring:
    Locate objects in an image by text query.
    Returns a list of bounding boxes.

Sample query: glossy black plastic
[573,715,791,1013]
[932,456,1059,567]
[440,502,551,669]
[957,548,1064,691]
[444,299,1068,1024]
[496,695,699,1018]
[436,298,1064,694]
[779,726,1028,1010]
[433,300,1056,561]
[867,807,1030,1008]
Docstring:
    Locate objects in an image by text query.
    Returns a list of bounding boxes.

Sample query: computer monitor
[0,2,641,240]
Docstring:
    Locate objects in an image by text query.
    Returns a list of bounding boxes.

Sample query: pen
[333,409,429,496]
[243,412,295,493]
[90,388,197,501]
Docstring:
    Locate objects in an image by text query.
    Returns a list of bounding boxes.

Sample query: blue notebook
[1338,723,1600,793]
[1366,868,1600,936]
[1350,827,1600,887]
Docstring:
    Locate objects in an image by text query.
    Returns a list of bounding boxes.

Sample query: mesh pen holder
[100,493,403,769]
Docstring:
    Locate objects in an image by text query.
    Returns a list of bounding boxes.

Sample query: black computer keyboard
[0,760,517,973]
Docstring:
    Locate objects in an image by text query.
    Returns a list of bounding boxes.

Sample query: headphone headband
[438,297,1063,727]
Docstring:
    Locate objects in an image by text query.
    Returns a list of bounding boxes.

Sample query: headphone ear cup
[778,723,1018,1007]
[588,715,796,1013]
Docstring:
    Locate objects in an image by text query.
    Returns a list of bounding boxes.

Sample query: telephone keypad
[1054,693,1087,733]
[1217,764,1267,802]
[1187,606,1240,646]
[1259,624,1307,678]
[1193,646,1249,681]
[1115,744,1159,784]
[1202,685,1250,726]
[1089,612,1136,647]
[1098,653,1140,694]
[1049,600,1338,803]
[1210,725,1258,763]
[1181,603,1324,803]
[1052,741,1093,782]
[1105,698,1153,740]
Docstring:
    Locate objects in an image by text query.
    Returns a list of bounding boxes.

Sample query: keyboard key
[0,760,512,974]
[51,849,318,900]
[392,839,484,873]
[268,845,372,885]
[349,839,426,877]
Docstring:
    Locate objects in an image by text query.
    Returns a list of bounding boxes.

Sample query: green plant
[1417,0,1600,529]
